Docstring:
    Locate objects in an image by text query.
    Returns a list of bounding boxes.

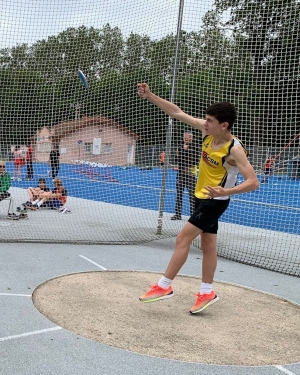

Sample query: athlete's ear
[221,122,229,130]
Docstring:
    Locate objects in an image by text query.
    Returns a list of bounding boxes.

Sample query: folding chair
[4,195,15,215]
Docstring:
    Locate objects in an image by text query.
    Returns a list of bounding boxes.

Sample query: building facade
[34,115,139,166]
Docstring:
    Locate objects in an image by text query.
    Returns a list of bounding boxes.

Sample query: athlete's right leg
[139,222,202,302]
[164,222,202,280]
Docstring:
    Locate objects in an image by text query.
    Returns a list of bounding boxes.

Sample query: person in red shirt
[12,146,25,181]
[25,143,33,180]
[160,151,165,168]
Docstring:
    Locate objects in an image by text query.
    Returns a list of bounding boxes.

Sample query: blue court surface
[8,162,300,235]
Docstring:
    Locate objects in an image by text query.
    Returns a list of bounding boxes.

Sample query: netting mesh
[0,0,299,276]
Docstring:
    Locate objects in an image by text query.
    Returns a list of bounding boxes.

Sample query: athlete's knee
[175,232,191,249]
[201,234,217,253]
[175,232,186,245]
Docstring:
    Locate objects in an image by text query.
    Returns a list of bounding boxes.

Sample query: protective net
[0,0,299,276]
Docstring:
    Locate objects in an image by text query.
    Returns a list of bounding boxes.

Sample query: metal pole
[75,104,81,159]
[156,0,184,234]
[51,80,55,128]
[51,54,64,141]
[151,145,155,168]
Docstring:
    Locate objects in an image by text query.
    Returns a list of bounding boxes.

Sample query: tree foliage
[0,2,299,149]
[213,0,300,147]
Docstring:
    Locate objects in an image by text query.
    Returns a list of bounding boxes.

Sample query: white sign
[93,138,101,155]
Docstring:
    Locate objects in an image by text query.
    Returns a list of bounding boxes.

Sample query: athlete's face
[204,115,228,135]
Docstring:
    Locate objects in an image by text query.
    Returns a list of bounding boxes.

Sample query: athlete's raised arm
[137,83,206,136]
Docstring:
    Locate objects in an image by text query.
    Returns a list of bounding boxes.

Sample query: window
[103,143,112,154]
[127,144,134,164]
[84,142,92,153]
[93,138,101,155]
[37,143,52,153]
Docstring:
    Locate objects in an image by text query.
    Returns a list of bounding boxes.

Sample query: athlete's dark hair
[206,102,237,130]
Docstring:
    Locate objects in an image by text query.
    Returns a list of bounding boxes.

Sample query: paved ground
[0,238,299,375]
[1,187,299,276]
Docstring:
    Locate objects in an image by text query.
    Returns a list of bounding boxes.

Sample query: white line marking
[0,293,31,297]
[275,365,296,375]
[0,327,62,342]
[79,255,107,270]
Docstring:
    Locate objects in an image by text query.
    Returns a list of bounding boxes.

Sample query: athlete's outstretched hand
[137,83,151,99]
[203,186,228,198]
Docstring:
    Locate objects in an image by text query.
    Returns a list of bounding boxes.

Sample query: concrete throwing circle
[0,221,11,226]
[32,271,300,366]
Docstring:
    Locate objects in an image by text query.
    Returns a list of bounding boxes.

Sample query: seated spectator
[25,178,50,206]
[27,177,67,211]
[0,161,11,202]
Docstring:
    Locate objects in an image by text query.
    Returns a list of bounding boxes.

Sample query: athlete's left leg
[200,232,217,283]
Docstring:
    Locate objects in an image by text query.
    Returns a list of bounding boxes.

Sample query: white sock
[200,282,212,295]
[158,276,172,289]
[32,199,39,205]
[37,199,44,207]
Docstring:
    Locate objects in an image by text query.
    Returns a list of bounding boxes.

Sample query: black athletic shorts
[188,198,230,234]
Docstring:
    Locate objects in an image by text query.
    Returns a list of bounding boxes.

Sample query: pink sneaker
[190,291,219,314]
[139,283,174,303]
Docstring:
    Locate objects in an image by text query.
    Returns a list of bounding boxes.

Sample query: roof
[50,115,141,141]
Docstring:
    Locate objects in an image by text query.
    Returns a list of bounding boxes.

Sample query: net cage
[0,0,299,276]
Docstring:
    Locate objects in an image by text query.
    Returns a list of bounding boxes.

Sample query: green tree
[0,44,31,70]
[90,68,170,144]
[29,24,124,80]
[0,70,52,144]
[123,33,152,72]
[212,0,300,147]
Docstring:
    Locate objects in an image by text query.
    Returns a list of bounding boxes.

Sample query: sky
[0,0,216,49]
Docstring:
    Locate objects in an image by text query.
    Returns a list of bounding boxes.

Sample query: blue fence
[7,162,300,235]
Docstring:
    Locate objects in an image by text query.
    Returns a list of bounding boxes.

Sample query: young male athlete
[137,83,259,314]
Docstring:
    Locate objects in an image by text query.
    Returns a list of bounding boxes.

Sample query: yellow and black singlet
[195,135,248,200]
